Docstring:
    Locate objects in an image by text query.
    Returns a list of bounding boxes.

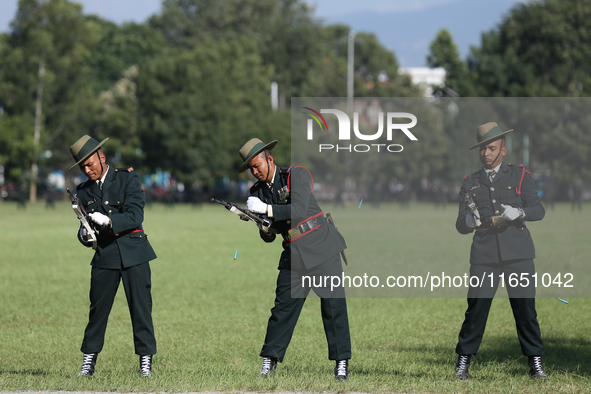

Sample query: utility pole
[523,135,530,167]
[271,81,278,111]
[31,51,45,202]
[347,29,356,111]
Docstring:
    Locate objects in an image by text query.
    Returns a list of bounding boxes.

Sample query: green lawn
[0,200,589,393]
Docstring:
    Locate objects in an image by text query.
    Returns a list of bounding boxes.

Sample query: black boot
[528,356,547,379]
[334,359,349,381]
[140,355,153,377]
[454,354,471,380]
[259,357,277,377]
[77,353,97,377]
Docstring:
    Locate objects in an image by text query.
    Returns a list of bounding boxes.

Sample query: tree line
[0,0,589,202]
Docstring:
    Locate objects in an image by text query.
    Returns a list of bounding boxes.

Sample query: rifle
[66,187,97,250]
[325,212,348,265]
[463,192,480,221]
[463,191,485,228]
[210,198,273,231]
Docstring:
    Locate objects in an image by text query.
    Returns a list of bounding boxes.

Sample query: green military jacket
[249,166,347,270]
[456,162,545,264]
[76,166,157,269]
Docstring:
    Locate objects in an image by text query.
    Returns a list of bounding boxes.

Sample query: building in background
[399,67,446,97]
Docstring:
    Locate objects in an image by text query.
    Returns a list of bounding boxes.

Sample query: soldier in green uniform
[454,123,546,380]
[69,136,157,377]
[238,138,352,380]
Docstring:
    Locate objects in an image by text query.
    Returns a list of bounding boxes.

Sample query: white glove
[89,212,111,226]
[247,196,268,214]
[501,204,523,221]
[465,213,481,229]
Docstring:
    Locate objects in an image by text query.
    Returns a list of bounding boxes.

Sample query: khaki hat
[69,135,109,170]
[238,138,278,173]
[469,122,513,150]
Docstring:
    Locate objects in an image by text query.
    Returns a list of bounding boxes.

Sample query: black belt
[282,214,326,242]
[98,229,144,237]
[480,215,525,228]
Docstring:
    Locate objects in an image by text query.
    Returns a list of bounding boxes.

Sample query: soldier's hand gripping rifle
[463,192,482,228]
[66,187,97,250]
[210,198,273,232]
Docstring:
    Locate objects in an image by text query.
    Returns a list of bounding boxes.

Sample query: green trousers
[456,260,544,356]
[81,262,157,355]
[260,254,351,362]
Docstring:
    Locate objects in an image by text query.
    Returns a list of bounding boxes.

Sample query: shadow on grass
[384,335,591,379]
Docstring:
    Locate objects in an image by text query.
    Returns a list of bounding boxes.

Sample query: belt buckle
[490,215,507,227]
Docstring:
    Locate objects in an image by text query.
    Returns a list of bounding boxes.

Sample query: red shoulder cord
[286,166,314,193]
[516,166,527,196]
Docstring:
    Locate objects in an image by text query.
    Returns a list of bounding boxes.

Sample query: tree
[463,0,591,183]
[137,38,287,186]
[150,0,326,102]
[0,0,96,200]
[468,0,591,97]
[427,28,474,96]
[86,17,167,93]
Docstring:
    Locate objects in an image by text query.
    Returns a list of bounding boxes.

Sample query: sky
[0,0,523,67]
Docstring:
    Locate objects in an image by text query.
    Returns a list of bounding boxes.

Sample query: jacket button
[492,199,496,203]
[117,201,120,204]
[108,210,112,214]
[140,235,142,238]
[91,209,95,212]
[495,210,500,214]
[115,233,119,236]
[508,186,512,189]
[104,201,109,205]
[490,187,495,191]
[287,220,291,224]
[473,193,476,197]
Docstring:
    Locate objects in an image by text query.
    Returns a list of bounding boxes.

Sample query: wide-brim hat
[469,122,513,150]
[69,135,109,170]
[238,138,278,173]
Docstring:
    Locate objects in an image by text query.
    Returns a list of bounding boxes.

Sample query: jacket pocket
[500,185,522,206]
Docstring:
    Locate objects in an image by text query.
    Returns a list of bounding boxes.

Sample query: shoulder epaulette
[115,167,135,173]
[250,182,261,192]
[287,166,314,193]
[463,171,478,181]
[517,163,532,174]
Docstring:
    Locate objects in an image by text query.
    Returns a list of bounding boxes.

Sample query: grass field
[0,200,590,393]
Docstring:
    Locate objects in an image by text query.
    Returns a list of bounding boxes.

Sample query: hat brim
[239,140,278,173]
[68,138,109,170]
[469,130,512,150]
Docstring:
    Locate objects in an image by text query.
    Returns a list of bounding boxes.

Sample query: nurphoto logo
[303,107,418,153]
